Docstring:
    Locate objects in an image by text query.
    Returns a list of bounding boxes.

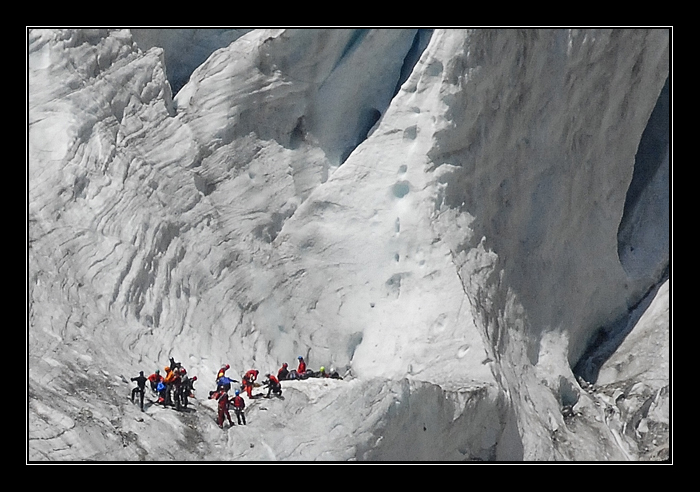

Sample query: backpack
[233,395,245,409]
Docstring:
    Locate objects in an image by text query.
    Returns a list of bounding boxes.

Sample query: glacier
[27,28,671,462]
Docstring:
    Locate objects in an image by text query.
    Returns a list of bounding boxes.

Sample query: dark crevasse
[616,76,670,281]
[393,29,434,97]
[575,76,670,384]
[621,77,670,222]
[339,107,382,163]
[131,29,253,95]
[573,267,668,385]
[339,29,434,164]
[335,29,370,69]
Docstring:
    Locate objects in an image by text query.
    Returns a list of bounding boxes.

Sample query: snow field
[28,28,670,461]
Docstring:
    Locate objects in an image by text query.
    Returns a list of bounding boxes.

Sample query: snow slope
[27,28,671,461]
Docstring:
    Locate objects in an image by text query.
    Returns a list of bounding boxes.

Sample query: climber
[147,369,163,392]
[287,356,310,380]
[176,368,186,408]
[131,371,148,411]
[215,376,230,395]
[241,369,259,398]
[163,366,177,406]
[263,373,282,398]
[179,374,197,408]
[327,366,343,380]
[217,391,234,429]
[277,362,289,381]
[173,368,189,409]
[216,364,230,382]
[232,389,246,425]
[220,373,239,391]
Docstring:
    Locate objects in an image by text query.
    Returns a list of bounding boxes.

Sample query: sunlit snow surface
[28,28,670,462]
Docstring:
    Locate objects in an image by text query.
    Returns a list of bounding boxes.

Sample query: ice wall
[28,28,670,461]
[130,29,252,94]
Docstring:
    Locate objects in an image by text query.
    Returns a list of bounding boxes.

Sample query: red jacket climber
[242,369,259,398]
[147,370,163,391]
[297,356,306,374]
[277,363,289,381]
[232,390,247,425]
[264,374,282,398]
[217,392,233,428]
[217,364,230,381]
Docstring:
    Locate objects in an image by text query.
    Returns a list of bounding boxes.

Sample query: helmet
[283,362,288,368]
[298,356,303,360]
[320,366,325,372]
[192,376,197,381]
[225,364,230,370]
[164,366,170,372]
[155,369,160,374]
[235,390,240,396]
[180,368,187,375]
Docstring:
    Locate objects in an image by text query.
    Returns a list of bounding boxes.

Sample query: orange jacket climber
[164,366,177,384]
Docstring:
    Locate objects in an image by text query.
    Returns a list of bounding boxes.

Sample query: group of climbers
[130,355,342,428]
[213,387,247,428]
[205,356,342,429]
[131,357,198,412]
[278,356,343,381]
[208,364,248,428]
